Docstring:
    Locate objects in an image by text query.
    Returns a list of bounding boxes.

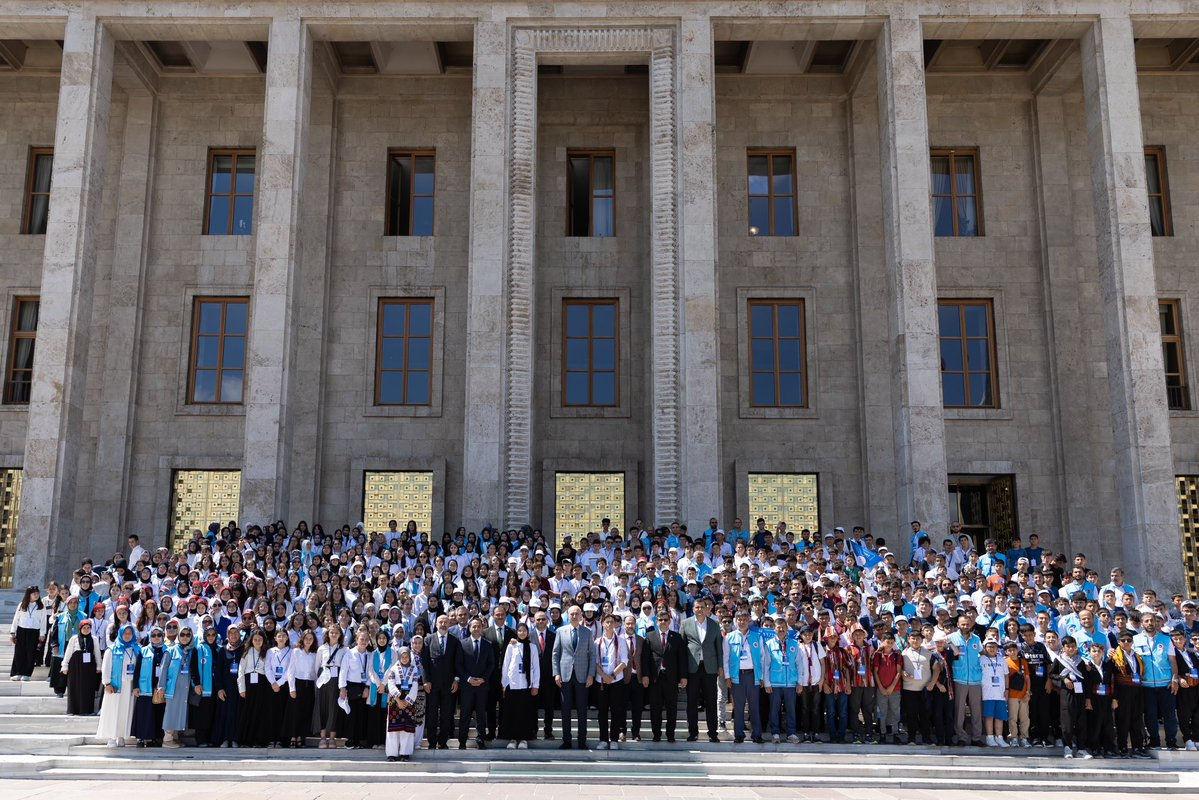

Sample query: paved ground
[3,782,1199,800]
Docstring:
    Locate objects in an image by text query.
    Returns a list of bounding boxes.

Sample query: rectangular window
[385,149,435,236]
[1145,146,1173,237]
[930,147,982,236]
[203,148,256,235]
[363,471,434,535]
[567,150,614,237]
[188,297,248,404]
[1161,299,1190,411]
[169,470,240,551]
[0,468,22,589]
[748,299,807,407]
[3,298,39,405]
[938,299,998,408]
[555,472,624,540]
[1179,476,1199,600]
[747,473,819,534]
[746,149,796,236]
[563,299,618,407]
[376,298,433,406]
[21,147,53,235]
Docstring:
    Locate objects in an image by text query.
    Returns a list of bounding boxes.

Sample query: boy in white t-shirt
[979,639,1010,747]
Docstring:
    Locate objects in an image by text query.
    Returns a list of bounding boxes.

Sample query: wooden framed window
[567,150,614,237]
[1161,299,1190,411]
[930,147,983,236]
[385,149,435,236]
[188,297,248,404]
[21,147,53,235]
[203,148,256,235]
[375,298,433,406]
[563,298,618,406]
[746,149,797,236]
[1145,146,1173,237]
[3,298,39,404]
[938,299,998,408]
[748,299,807,407]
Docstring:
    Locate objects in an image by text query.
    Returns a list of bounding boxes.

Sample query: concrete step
[0,680,61,696]
[0,732,88,754]
[0,695,67,714]
[0,713,98,734]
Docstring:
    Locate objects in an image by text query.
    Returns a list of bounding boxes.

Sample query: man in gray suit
[681,597,724,742]
[552,604,596,749]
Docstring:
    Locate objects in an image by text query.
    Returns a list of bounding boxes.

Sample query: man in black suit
[456,617,495,749]
[532,607,558,739]
[424,614,461,749]
[644,609,687,742]
[482,603,515,740]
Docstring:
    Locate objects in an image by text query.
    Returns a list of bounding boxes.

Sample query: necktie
[572,627,578,650]
[540,632,545,651]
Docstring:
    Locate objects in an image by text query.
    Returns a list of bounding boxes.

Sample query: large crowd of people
[8,516,1199,762]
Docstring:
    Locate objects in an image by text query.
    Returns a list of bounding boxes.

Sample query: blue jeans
[1143,685,1179,747]
[768,686,796,736]
[824,691,849,741]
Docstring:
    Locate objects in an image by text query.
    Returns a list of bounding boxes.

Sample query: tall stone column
[461,17,509,530]
[1079,14,1182,590]
[16,13,114,586]
[673,16,721,526]
[240,16,312,525]
[875,14,949,550]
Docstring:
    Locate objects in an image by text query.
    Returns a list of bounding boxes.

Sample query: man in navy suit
[456,617,495,749]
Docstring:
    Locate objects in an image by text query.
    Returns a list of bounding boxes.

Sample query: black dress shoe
[387,756,399,762]
[734,737,745,744]
[458,742,467,750]
[476,740,486,750]
[752,738,764,744]
[666,736,676,743]
[544,733,556,740]
[652,735,661,743]
[709,736,720,743]
[577,740,588,750]
[559,741,573,750]
[686,735,699,742]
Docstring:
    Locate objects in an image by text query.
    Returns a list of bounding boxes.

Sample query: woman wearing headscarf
[384,646,425,761]
[161,625,194,748]
[190,627,220,746]
[284,629,319,747]
[8,585,47,681]
[130,625,169,747]
[98,624,139,746]
[214,625,244,747]
[49,595,83,698]
[500,621,540,748]
[367,629,394,749]
[60,616,102,715]
[237,628,273,747]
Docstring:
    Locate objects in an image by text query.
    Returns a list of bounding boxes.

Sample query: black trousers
[484,677,501,739]
[598,681,628,742]
[647,675,679,739]
[627,676,645,738]
[1115,683,1144,752]
[1178,687,1199,744]
[1028,682,1052,743]
[344,682,369,747]
[1063,692,1085,750]
[425,684,456,746]
[1087,694,1115,753]
[927,688,953,745]
[458,683,488,745]
[797,685,822,734]
[901,689,929,742]
[560,677,589,745]
[686,668,718,739]
[539,680,558,736]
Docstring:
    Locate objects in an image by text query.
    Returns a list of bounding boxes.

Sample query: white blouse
[501,639,541,691]
[285,649,320,690]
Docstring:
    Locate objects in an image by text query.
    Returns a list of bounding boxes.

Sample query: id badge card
[83,653,92,664]
[275,666,284,679]
[912,667,922,681]
[1096,684,1106,696]
[229,662,239,675]
[1190,670,1198,680]
[991,675,1001,686]
[1132,674,1141,685]
[833,670,841,682]
[250,672,259,684]
[1072,680,1083,694]
[126,661,136,676]
[602,655,611,671]
[1035,665,1044,677]
[857,664,867,676]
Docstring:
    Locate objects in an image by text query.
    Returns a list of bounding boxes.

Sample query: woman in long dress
[265,628,293,747]
[190,627,220,746]
[8,586,47,681]
[367,629,393,748]
[48,595,82,698]
[162,626,193,747]
[283,629,319,747]
[60,617,102,715]
[500,622,540,748]
[130,626,168,747]
[98,624,139,746]
[384,647,425,762]
[237,628,273,747]
[315,624,346,748]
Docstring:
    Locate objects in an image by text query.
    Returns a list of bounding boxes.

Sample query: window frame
[374,297,435,407]
[938,298,1000,409]
[930,147,984,237]
[3,296,39,405]
[186,296,249,405]
[20,147,53,235]
[384,148,436,236]
[1145,145,1173,237]
[1161,298,1190,411]
[746,148,798,237]
[566,149,616,237]
[747,298,808,409]
[561,297,620,408]
[202,147,257,236]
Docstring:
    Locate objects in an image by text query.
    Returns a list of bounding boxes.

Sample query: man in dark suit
[621,613,650,741]
[455,617,495,749]
[532,607,558,739]
[424,614,461,749]
[644,609,687,742]
[482,603,515,740]
[681,597,724,742]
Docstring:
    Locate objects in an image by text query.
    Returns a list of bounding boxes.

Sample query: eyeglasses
[151,633,164,638]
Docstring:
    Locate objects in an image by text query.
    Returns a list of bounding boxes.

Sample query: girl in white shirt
[265,629,293,747]
[237,629,272,747]
[8,586,47,680]
[500,622,541,748]
[315,624,346,749]
[284,629,319,747]
[595,614,629,749]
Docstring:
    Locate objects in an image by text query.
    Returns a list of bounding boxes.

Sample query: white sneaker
[9,676,19,682]
[1054,738,1063,747]
[610,741,619,750]
[1019,739,1031,748]
[1063,746,1073,759]
[517,741,528,749]
[1079,749,1093,760]
[985,735,996,747]
[1186,740,1197,751]
[107,739,119,748]
[786,734,799,744]
[599,741,610,750]
[771,734,780,743]
[506,741,517,749]
[996,737,1009,748]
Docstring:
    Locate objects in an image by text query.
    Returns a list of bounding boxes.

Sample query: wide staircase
[1,589,1196,789]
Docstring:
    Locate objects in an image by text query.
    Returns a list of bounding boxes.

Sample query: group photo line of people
[8,515,1199,762]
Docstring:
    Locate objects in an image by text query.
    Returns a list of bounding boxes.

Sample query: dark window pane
[1161,305,1176,336]
[198,303,223,334]
[406,371,430,405]
[1149,197,1166,237]
[771,156,793,195]
[969,372,991,407]
[33,155,53,193]
[407,337,431,370]
[940,339,964,372]
[224,303,247,335]
[749,197,770,234]
[233,196,254,234]
[957,197,978,236]
[938,305,961,337]
[211,156,232,194]
[28,195,49,235]
[234,157,255,193]
[192,370,217,403]
[1163,342,1181,374]
[747,156,769,195]
[9,379,30,403]
[15,302,37,332]
[414,156,435,194]
[409,303,432,336]
[565,372,589,405]
[378,371,404,404]
[593,156,613,193]
[1145,155,1161,193]
[12,339,34,371]
[223,337,245,369]
[752,373,775,406]
[388,159,403,234]
[778,372,803,406]
[954,157,975,196]
[772,198,795,236]
[381,338,405,369]
[412,197,434,235]
[566,305,589,337]
[933,196,953,236]
[966,338,990,371]
[592,372,616,406]
[750,305,774,338]
[963,305,989,337]
[776,304,801,338]
[778,339,803,372]
[930,156,951,194]
[207,197,230,235]
[751,339,774,371]
[592,198,614,237]
[569,157,590,236]
[591,304,616,338]
[195,335,220,368]
[397,157,412,236]
[941,373,965,406]
[566,339,590,370]
[382,303,406,336]
[592,339,615,371]
[221,370,243,403]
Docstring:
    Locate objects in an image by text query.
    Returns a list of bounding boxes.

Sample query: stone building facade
[0,1,1196,594]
